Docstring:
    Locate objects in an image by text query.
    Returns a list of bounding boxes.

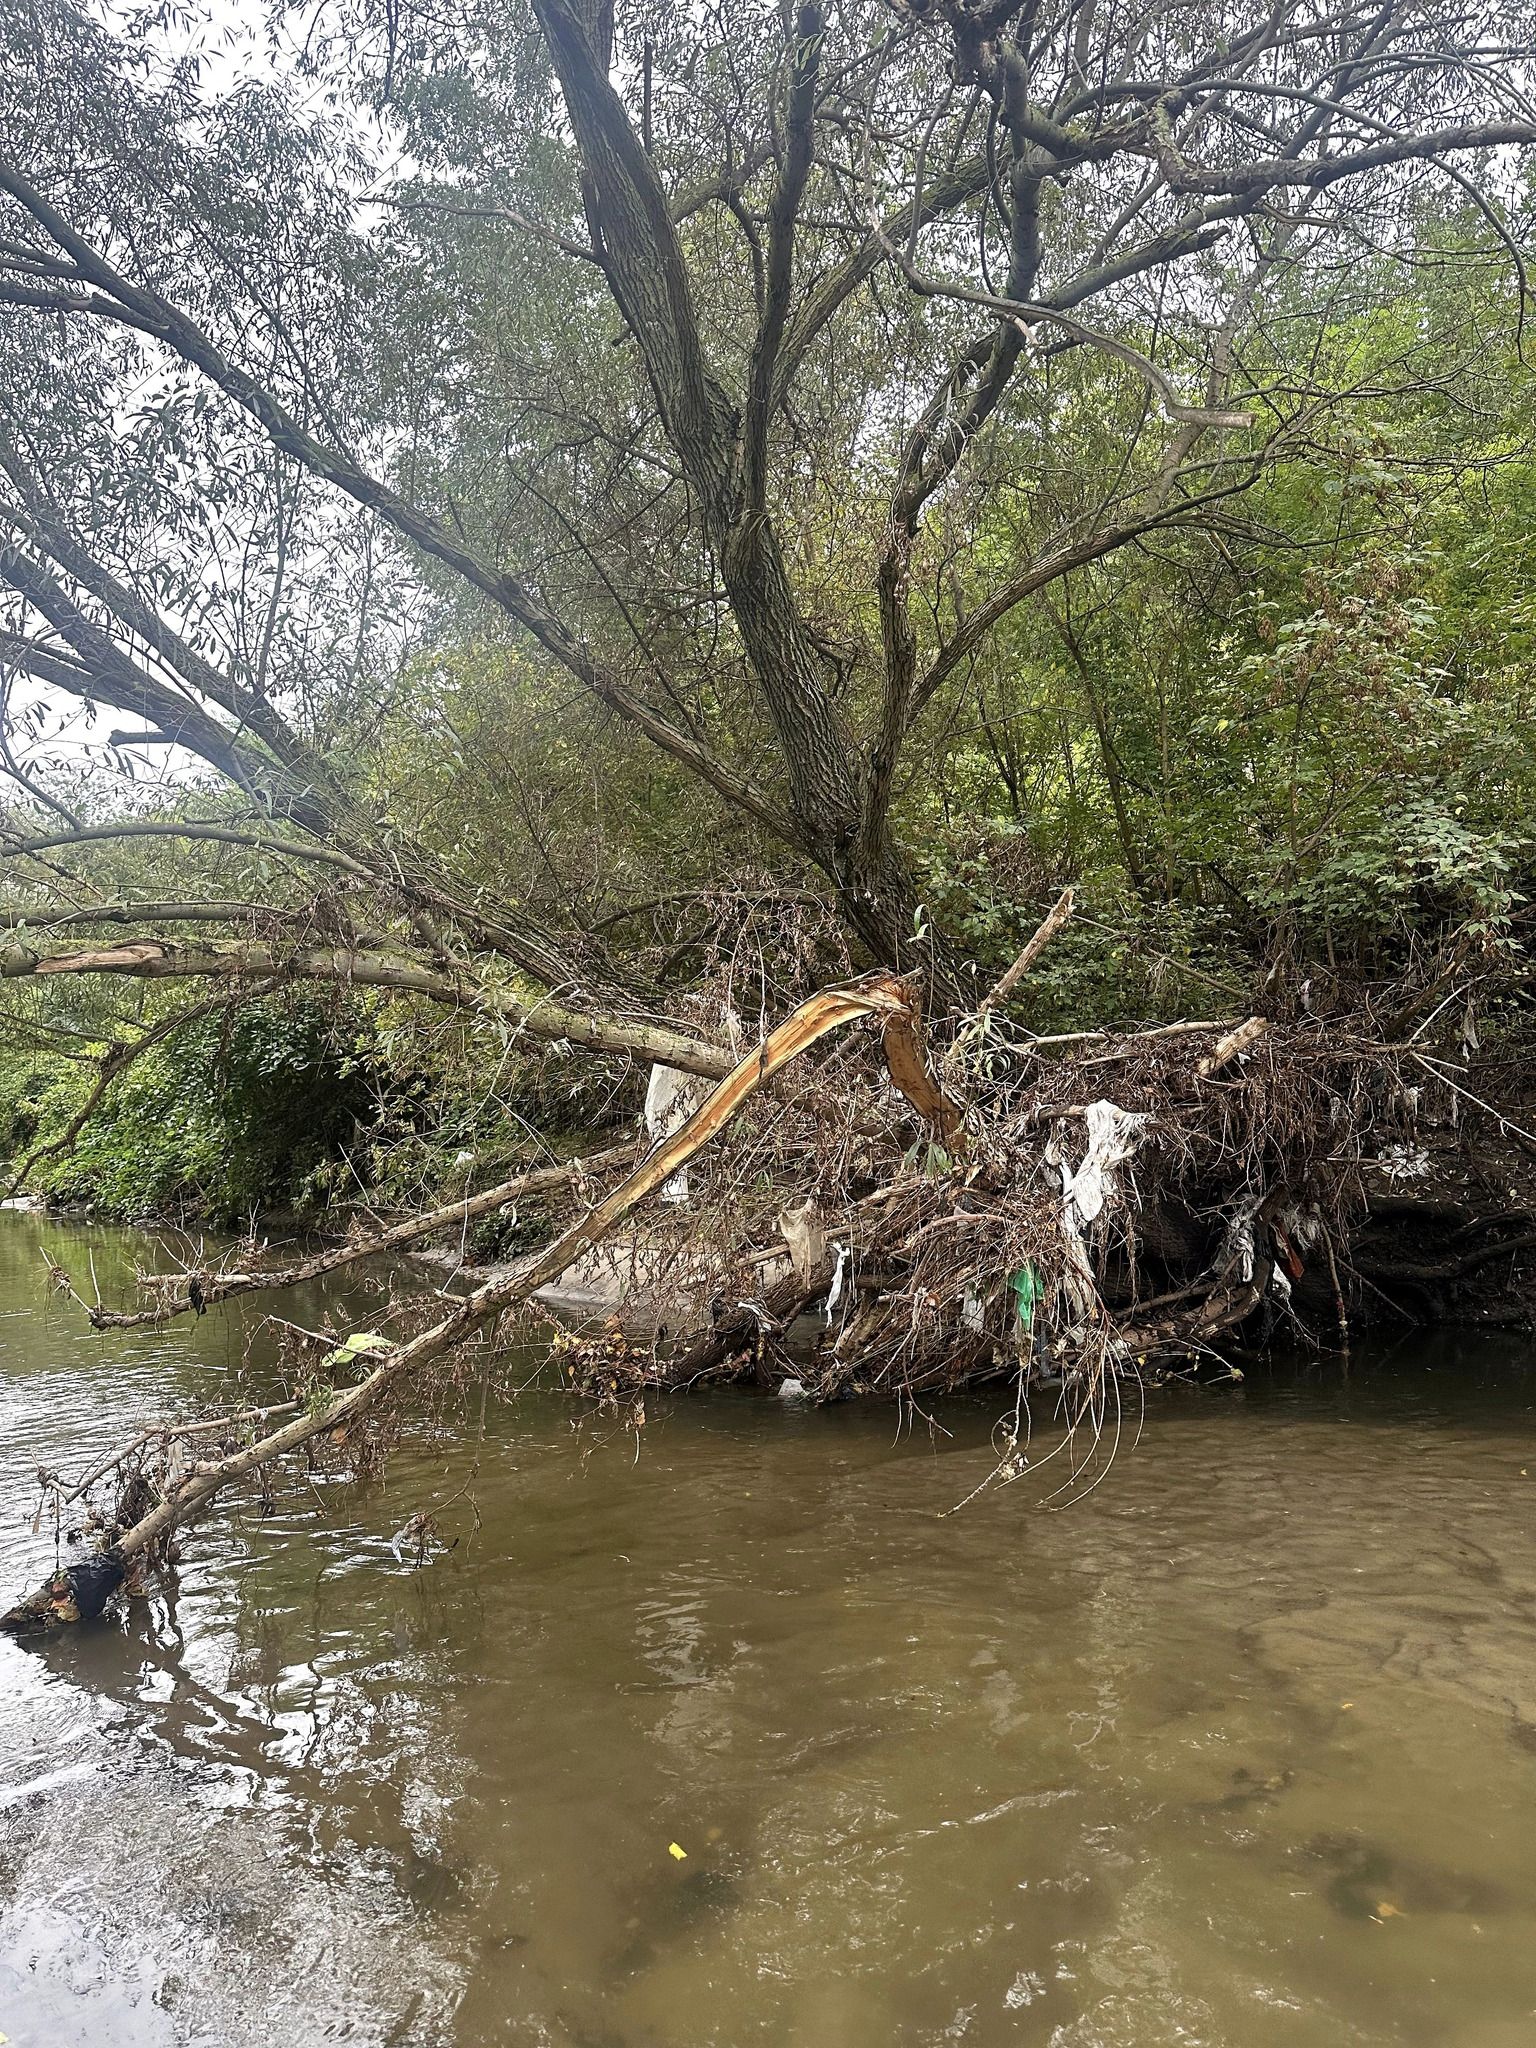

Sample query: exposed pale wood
[1197,1016,1269,1077]
[981,889,1075,1013]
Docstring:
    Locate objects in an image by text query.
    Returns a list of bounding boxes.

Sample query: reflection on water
[3,1212,1536,2046]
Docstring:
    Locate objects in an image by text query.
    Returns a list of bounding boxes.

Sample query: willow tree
[0,0,1531,1017]
[3,0,1535,1601]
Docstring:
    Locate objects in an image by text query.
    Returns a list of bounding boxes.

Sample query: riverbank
[16,979,1536,1434]
[24,1065,1536,1383]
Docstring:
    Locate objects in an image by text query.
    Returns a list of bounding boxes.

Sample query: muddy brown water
[2,1212,1536,2046]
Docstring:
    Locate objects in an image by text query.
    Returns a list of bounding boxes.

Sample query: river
[1,1210,1535,2046]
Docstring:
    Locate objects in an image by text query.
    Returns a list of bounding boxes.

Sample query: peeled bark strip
[4,971,945,1626]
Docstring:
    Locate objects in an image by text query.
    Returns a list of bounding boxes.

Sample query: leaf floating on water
[668,1842,687,1861]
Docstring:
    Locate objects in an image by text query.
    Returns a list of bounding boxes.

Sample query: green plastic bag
[1011,1265,1040,1332]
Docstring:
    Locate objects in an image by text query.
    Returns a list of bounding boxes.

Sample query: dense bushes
[0,998,374,1224]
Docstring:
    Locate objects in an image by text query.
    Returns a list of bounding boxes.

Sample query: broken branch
[5,970,946,1623]
[981,888,1075,1013]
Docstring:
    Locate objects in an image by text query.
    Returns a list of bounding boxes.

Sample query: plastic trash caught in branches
[1012,1264,1041,1332]
[777,1198,826,1285]
[1062,1101,1148,1224]
[645,1064,707,1203]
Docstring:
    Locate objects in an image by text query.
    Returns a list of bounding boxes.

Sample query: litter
[1062,1100,1148,1224]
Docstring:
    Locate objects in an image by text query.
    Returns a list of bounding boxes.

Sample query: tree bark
[0,936,734,1077]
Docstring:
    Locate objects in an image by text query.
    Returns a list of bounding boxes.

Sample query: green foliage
[0,998,373,1224]
[341,995,635,1218]
[921,252,1536,1001]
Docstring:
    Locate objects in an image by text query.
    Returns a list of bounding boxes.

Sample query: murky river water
[2,1212,1536,2046]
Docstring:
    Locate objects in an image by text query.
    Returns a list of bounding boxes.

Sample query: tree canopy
[0,0,1533,1217]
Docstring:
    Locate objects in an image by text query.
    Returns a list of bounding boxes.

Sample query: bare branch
[877,228,1255,429]
[90,1142,639,1330]
[981,887,1075,1012]
[0,932,735,1076]
[0,818,376,878]
[744,5,825,510]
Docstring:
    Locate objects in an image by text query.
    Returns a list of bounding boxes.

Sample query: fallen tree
[3,0,1536,1622]
[13,905,1536,1627]
[3,968,957,1626]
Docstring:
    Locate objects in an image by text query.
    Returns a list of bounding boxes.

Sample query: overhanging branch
[0,935,735,1077]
